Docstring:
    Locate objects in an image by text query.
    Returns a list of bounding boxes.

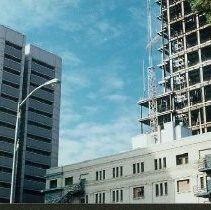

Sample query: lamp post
[10,78,60,203]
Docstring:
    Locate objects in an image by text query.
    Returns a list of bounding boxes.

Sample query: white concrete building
[44,122,211,203]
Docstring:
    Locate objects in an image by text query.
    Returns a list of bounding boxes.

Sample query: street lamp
[10,78,60,203]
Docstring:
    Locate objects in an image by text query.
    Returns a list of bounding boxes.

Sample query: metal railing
[193,179,211,198]
[198,155,211,172]
[45,180,85,203]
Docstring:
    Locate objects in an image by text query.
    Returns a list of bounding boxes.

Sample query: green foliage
[188,0,211,23]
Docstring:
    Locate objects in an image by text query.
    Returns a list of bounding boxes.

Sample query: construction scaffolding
[139,0,211,135]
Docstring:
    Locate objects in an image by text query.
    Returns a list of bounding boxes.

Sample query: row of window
[32,58,55,70]
[49,153,190,189]
[49,177,195,203]
[28,120,52,130]
[112,189,123,203]
[154,157,166,170]
[95,192,105,204]
[154,153,189,170]
[97,154,188,181]
[4,53,21,63]
[155,182,168,197]
[25,175,45,183]
[49,176,73,189]
[26,146,51,157]
[113,166,123,178]
[91,184,165,204]
[90,179,191,203]
[96,162,144,180]
[133,162,144,174]
[96,170,105,181]
[28,107,53,118]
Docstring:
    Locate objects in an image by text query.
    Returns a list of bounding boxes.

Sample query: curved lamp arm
[20,78,60,107]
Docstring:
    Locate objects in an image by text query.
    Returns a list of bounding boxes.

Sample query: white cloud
[61,72,90,96]
[59,113,138,166]
[0,0,79,31]
[59,51,81,67]
[83,106,99,115]
[105,94,129,103]
[97,75,125,97]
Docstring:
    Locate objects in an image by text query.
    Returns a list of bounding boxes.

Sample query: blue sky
[1,0,161,165]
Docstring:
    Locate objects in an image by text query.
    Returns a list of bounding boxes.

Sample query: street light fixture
[10,78,60,203]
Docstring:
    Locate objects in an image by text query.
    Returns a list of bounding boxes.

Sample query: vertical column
[181,0,192,128]
[167,1,173,92]
[196,14,207,132]
[161,1,166,93]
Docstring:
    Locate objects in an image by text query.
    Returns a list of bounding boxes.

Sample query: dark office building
[0,25,62,203]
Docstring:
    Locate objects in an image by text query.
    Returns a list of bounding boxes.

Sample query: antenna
[147,0,158,133]
[143,60,146,98]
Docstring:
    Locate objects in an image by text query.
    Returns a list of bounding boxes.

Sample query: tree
[188,0,211,23]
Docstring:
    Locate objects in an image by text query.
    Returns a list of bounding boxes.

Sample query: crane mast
[147,0,158,133]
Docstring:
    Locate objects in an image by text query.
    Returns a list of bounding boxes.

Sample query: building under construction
[139,0,211,135]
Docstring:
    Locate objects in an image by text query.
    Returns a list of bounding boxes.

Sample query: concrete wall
[45,133,211,203]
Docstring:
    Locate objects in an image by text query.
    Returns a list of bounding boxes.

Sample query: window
[160,183,163,196]
[99,193,102,203]
[116,190,119,202]
[103,192,105,203]
[95,194,98,204]
[200,177,204,189]
[133,186,144,199]
[80,198,85,203]
[103,170,105,179]
[120,190,123,201]
[112,189,123,203]
[155,184,159,197]
[112,190,115,202]
[116,167,119,177]
[85,195,88,204]
[113,168,115,178]
[25,175,45,183]
[95,192,105,203]
[133,164,136,174]
[177,179,190,193]
[133,162,144,174]
[65,177,73,186]
[113,167,123,178]
[96,171,98,180]
[0,151,13,158]
[96,170,105,181]
[141,162,144,172]
[120,166,123,176]
[49,179,57,189]
[164,182,168,195]
[137,163,140,173]
[154,159,158,170]
[159,158,162,169]
[176,153,188,165]
[163,157,166,168]
[155,182,168,197]
[100,171,102,180]
[155,158,166,170]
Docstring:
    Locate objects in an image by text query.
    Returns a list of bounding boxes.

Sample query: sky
[1,0,161,166]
